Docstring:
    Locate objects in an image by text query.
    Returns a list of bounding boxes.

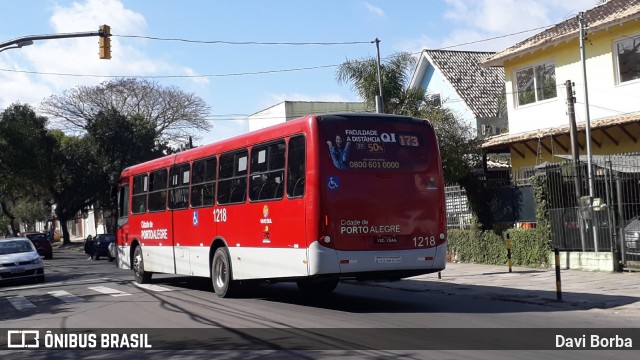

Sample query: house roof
[483,0,640,67]
[420,50,505,119]
[482,111,640,152]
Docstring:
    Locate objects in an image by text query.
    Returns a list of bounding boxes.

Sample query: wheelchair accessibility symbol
[327,176,340,190]
[193,211,199,226]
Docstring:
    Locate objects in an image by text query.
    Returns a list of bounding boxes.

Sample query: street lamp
[0,39,33,53]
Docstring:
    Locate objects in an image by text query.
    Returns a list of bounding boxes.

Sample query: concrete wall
[548,251,616,272]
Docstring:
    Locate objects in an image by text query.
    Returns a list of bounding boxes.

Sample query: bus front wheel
[212,247,237,298]
[133,246,152,284]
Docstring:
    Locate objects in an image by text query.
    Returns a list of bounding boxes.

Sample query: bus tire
[212,247,237,298]
[133,246,152,284]
[296,278,339,296]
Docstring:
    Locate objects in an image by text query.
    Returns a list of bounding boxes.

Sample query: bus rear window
[320,123,431,172]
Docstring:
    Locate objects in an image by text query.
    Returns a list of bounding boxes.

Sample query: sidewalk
[356,262,640,313]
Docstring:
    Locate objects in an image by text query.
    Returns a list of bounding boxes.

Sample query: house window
[427,93,442,107]
[615,34,640,83]
[515,61,557,106]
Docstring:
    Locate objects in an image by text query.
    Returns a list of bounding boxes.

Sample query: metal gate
[539,152,640,270]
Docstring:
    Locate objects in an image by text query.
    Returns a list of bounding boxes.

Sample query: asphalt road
[1,246,638,359]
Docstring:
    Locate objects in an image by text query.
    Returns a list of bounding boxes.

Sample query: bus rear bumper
[308,241,447,280]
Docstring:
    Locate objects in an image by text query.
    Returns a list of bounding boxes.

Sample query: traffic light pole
[0,26,110,58]
[0,31,99,49]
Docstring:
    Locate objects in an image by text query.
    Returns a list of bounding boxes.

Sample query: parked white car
[0,237,45,284]
[624,216,640,253]
[108,240,117,263]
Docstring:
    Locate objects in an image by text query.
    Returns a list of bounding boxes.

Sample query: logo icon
[327,176,340,190]
[7,330,40,348]
[263,205,269,218]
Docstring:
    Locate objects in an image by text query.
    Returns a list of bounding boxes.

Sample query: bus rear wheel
[133,246,152,284]
[212,247,237,298]
[296,278,339,296]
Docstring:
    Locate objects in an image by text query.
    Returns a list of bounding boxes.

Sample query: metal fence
[538,152,640,267]
[444,182,536,229]
[445,185,472,229]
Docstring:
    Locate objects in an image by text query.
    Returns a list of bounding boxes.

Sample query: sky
[0,0,599,146]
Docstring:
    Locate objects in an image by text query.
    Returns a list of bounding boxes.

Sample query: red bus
[115,113,447,297]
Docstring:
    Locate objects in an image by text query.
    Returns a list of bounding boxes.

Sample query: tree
[0,104,55,235]
[86,109,171,231]
[336,52,426,116]
[40,78,211,144]
[422,106,481,183]
[47,131,104,244]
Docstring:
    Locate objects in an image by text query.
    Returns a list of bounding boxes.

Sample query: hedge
[447,228,551,268]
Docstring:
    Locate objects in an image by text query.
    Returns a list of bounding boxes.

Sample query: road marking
[7,296,36,310]
[48,290,84,303]
[88,286,131,297]
[134,283,173,292]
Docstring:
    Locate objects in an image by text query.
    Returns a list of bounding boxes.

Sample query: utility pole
[566,80,586,251]
[374,38,384,114]
[578,12,598,251]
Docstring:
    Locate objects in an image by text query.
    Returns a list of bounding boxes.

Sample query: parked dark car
[624,216,640,253]
[23,232,53,260]
[90,234,116,261]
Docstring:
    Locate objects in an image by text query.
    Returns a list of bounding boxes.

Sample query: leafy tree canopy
[0,103,55,235]
[40,78,211,145]
[87,108,171,213]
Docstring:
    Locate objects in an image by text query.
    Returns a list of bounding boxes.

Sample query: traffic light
[99,24,111,60]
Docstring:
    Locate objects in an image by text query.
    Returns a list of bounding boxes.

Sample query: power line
[0,23,562,80]
[115,35,374,46]
[439,25,551,50]
[0,63,339,78]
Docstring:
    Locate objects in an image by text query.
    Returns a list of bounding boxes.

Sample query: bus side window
[169,163,190,210]
[287,135,306,198]
[148,169,168,212]
[250,140,285,201]
[131,174,148,214]
[190,157,216,208]
[218,150,248,205]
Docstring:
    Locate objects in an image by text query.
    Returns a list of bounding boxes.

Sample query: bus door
[116,178,131,270]
[168,162,193,275]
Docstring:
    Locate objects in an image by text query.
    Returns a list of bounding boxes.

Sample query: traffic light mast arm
[0,31,101,50]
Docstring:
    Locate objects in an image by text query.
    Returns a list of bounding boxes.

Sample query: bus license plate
[375,256,402,264]
[374,236,398,245]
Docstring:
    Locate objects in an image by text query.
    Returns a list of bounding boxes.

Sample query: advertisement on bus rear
[319,121,430,172]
